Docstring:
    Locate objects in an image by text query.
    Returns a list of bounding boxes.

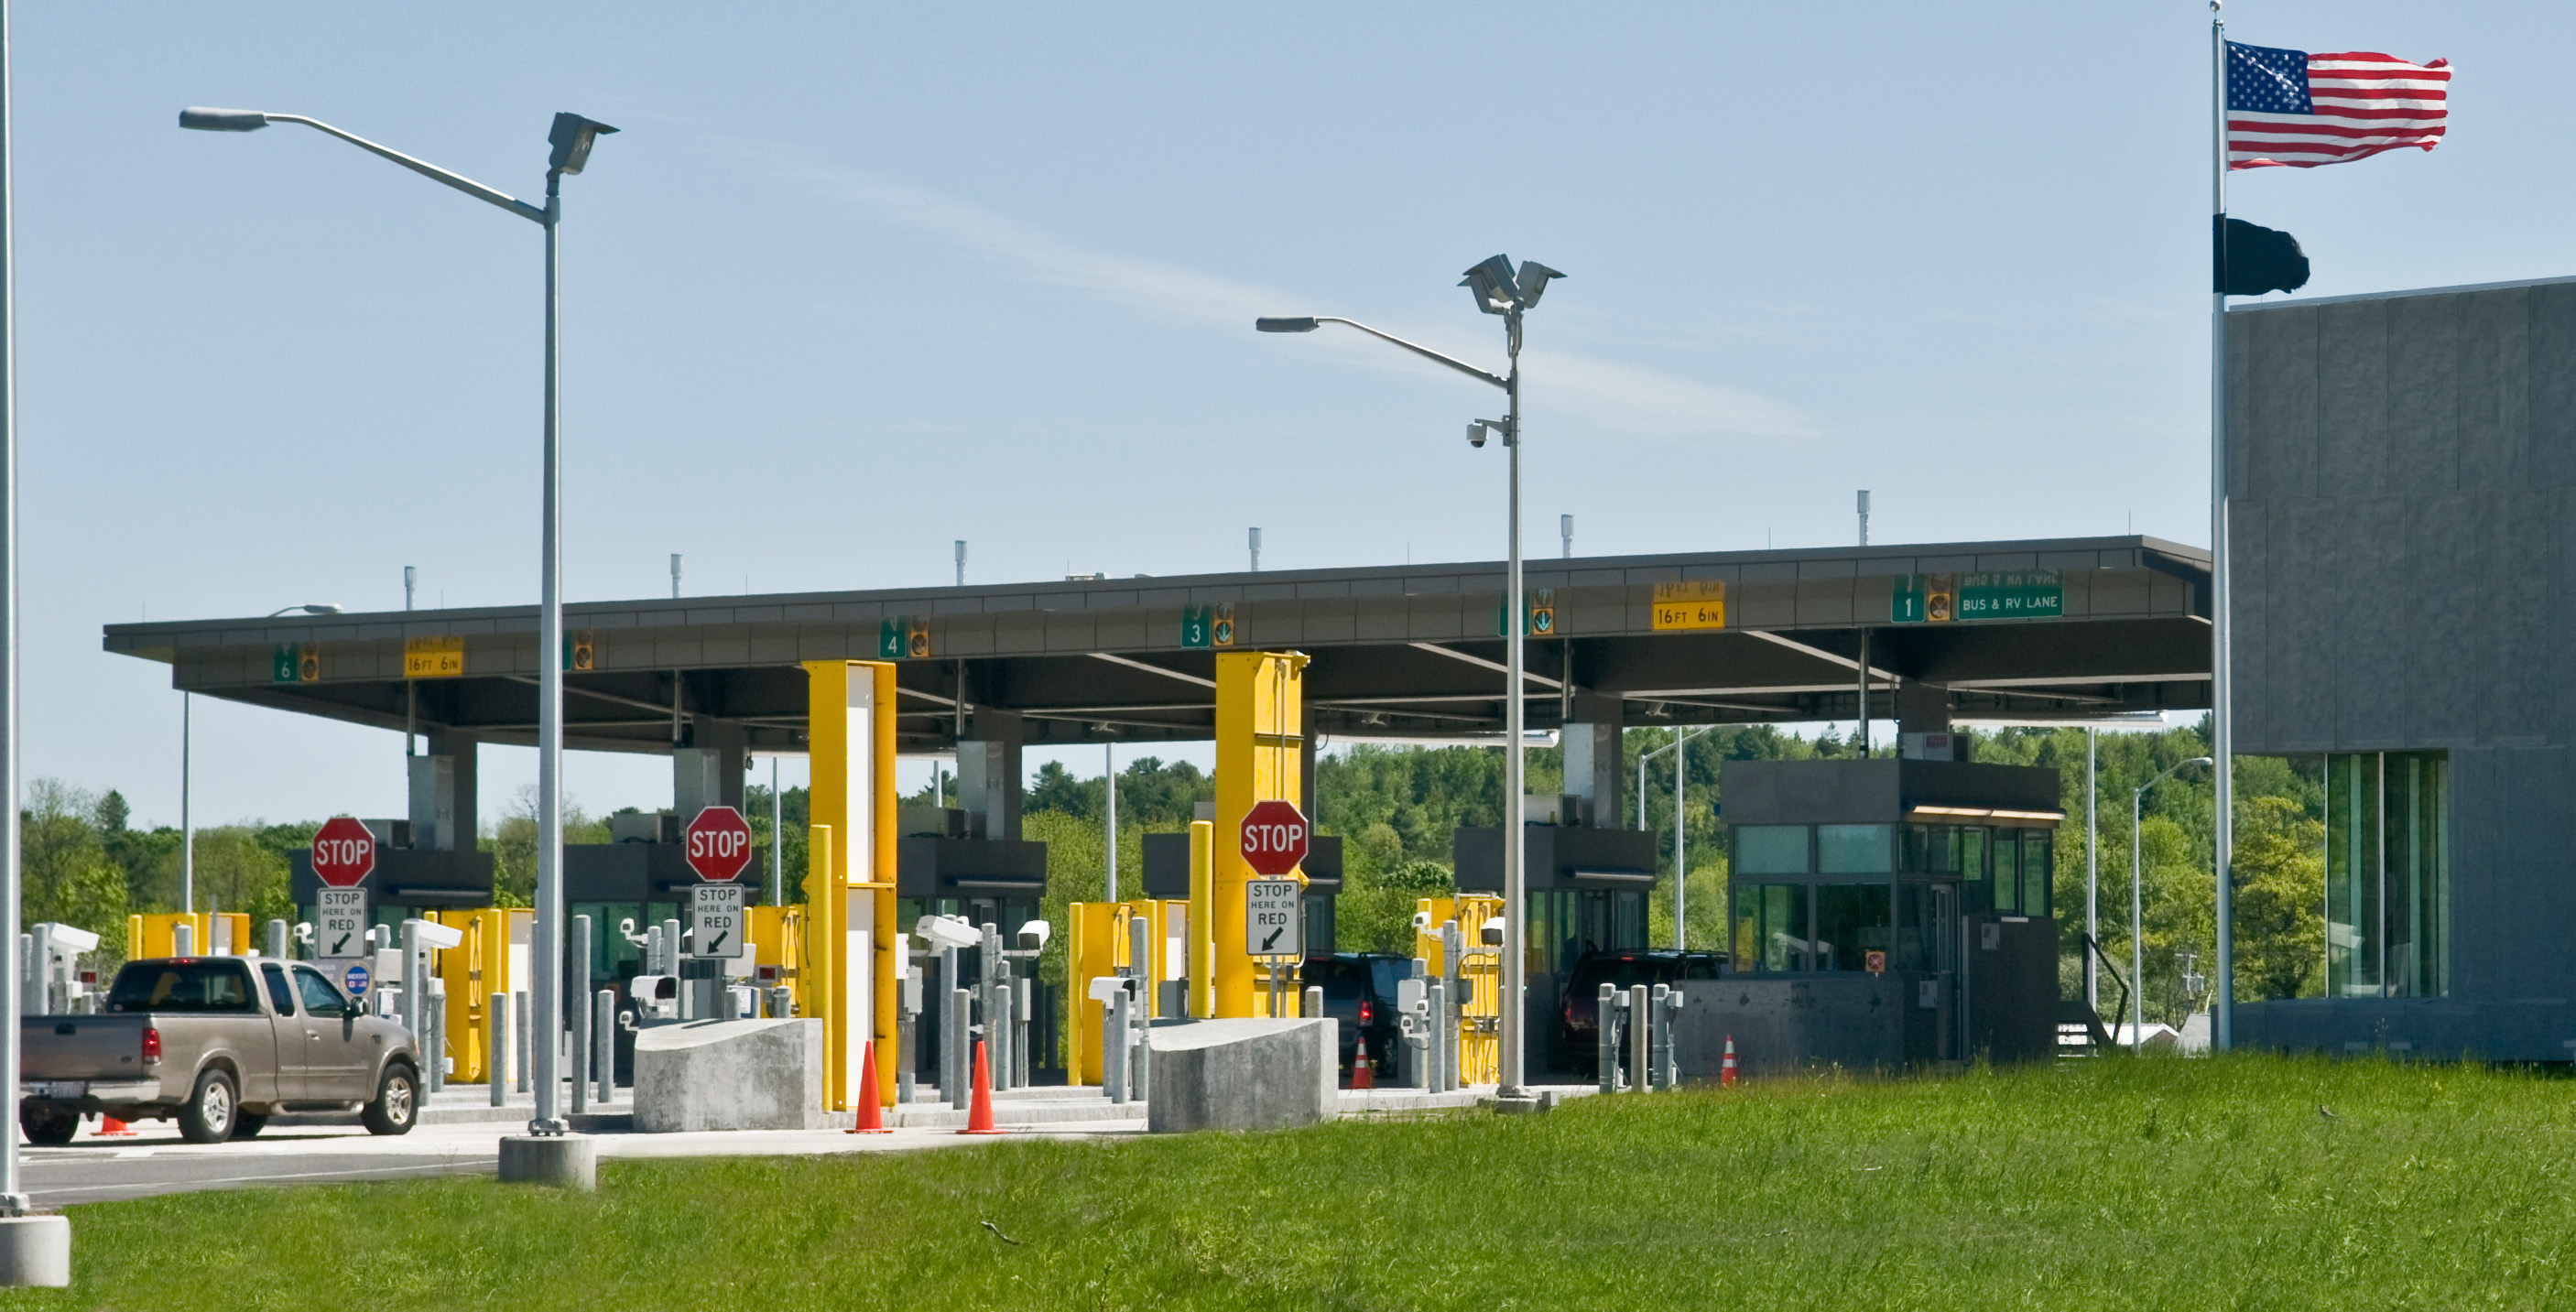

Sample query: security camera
[1481,915,1507,948]
[1016,921,1053,951]
[915,915,982,950]
[1466,421,1488,449]
[1411,911,1431,933]
[293,923,314,944]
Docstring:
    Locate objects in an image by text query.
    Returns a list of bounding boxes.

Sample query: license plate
[44,1082,83,1099]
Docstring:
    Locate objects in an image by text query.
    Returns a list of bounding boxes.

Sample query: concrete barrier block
[1146,1018,1334,1133]
[633,1017,825,1133]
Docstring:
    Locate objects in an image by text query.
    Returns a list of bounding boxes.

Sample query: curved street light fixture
[180,104,616,1143]
[266,603,342,617]
[2131,755,2214,1052]
[1256,255,1563,1100]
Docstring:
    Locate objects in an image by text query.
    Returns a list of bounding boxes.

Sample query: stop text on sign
[310,816,377,888]
[1238,799,1309,876]
[684,806,755,882]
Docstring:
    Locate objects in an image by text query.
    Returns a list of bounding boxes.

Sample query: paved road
[17,1119,1144,1209]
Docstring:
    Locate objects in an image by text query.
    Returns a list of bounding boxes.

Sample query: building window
[1817,824,1893,874]
[2325,752,2447,999]
[1733,884,1811,972]
[1812,884,1893,971]
[1735,826,1810,875]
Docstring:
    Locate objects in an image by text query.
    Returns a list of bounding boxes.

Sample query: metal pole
[1500,312,1527,1100]
[569,913,590,1114]
[669,552,680,599]
[1104,742,1118,903]
[2209,4,2236,1053]
[530,169,566,1134]
[1560,513,1572,559]
[954,539,965,588]
[180,692,192,914]
[1857,489,1870,547]
[0,0,20,1210]
[592,988,614,1103]
[488,991,507,1107]
[1248,526,1261,572]
[2132,783,2147,1053]
[2085,726,2098,1013]
[1672,728,1686,949]
[405,564,416,612]
[1855,630,1869,755]
[769,756,782,906]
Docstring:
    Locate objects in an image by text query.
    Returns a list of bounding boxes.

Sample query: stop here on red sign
[1238,799,1309,876]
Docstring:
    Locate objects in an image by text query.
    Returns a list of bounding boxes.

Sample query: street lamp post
[1257,255,1561,1098]
[2130,755,2212,1052]
[1638,725,1707,949]
[181,105,617,1148]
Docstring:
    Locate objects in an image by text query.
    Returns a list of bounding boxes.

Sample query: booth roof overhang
[102,535,2212,755]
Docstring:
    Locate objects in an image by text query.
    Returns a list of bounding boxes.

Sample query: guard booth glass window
[1813,884,1893,971]
[1734,884,1810,972]
[1817,825,1892,874]
[2326,752,2447,999]
[1735,827,1810,875]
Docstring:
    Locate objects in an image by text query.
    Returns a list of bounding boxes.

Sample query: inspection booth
[1453,819,1659,1071]
[1678,757,2065,1076]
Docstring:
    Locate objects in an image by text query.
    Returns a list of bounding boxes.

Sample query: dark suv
[1556,949,1725,1069]
[1304,953,1405,1081]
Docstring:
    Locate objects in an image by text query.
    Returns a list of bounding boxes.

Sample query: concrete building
[2227,273,2576,1060]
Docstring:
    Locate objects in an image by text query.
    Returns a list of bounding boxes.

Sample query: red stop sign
[685,806,755,882]
[310,816,376,888]
[1239,800,1310,876]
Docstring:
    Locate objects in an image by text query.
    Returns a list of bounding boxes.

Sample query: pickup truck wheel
[230,1112,268,1140]
[178,1068,237,1144]
[17,1106,76,1146]
[362,1065,418,1136]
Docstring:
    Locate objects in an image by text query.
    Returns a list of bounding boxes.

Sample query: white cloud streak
[762,154,1815,440]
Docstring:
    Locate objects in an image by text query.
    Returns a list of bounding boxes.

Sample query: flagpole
[2209,3,2237,1052]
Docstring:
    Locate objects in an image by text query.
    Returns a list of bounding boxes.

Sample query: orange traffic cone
[97,1114,136,1138]
[849,1041,893,1133]
[958,1040,1004,1135]
[1352,1036,1375,1090]
[1720,1034,1739,1088]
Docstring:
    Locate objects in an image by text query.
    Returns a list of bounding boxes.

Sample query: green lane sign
[1891,570,2061,623]
[1180,603,1235,648]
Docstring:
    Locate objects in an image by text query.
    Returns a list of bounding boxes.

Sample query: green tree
[21,779,129,964]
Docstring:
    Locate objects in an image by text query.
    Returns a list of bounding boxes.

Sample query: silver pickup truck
[17,956,421,1144]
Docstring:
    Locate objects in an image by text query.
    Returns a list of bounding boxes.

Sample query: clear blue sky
[25,2,2548,828]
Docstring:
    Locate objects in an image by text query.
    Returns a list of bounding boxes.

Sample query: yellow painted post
[1188,820,1214,1019]
[801,659,900,1113]
[1212,651,1307,1016]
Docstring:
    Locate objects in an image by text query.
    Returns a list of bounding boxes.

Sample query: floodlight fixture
[268,603,343,616]
[1513,261,1566,309]
[1255,317,1319,332]
[547,113,618,176]
[1460,254,1517,315]
[179,107,268,133]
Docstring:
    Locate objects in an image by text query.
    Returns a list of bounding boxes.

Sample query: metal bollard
[1598,983,1621,1093]
[173,922,193,956]
[1105,986,1130,1105]
[1426,978,1449,1092]
[570,916,592,1114]
[266,918,288,961]
[1658,987,1684,1090]
[1130,987,1151,1101]
[515,991,532,1094]
[1648,983,1671,1090]
[950,986,973,1111]
[1015,975,1033,1089]
[993,978,1015,1095]
[661,918,683,971]
[594,989,616,1104]
[426,986,446,1093]
[1629,983,1652,1093]
[897,972,919,1104]
[1302,984,1323,1021]
[489,991,509,1107]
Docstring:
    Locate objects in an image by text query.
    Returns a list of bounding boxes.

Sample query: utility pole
[1857,490,1871,547]
[669,553,681,599]
[1248,526,1261,572]
[954,539,966,587]
[1560,514,1572,558]
[404,564,416,612]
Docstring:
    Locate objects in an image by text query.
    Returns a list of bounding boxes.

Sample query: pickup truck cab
[18,956,421,1144]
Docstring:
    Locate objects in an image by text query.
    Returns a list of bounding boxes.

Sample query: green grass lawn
[10,1054,2574,1309]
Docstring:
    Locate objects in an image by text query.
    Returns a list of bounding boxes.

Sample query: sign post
[1244,879,1304,1015]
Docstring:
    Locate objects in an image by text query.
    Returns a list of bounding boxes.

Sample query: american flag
[2226,41,2450,170]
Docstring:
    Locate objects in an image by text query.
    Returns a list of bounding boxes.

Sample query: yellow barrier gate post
[1212,651,1307,1016]
[803,660,898,1115]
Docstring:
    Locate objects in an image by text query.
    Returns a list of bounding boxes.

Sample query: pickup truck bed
[18,956,421,1144]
